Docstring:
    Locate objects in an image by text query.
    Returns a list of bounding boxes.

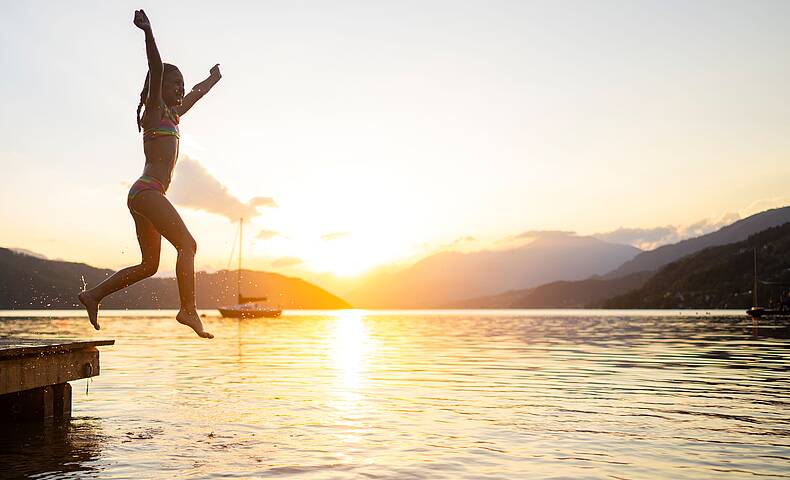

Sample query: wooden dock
[0,338,114,422]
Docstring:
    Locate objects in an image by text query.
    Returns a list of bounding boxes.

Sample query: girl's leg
[130,190,213,339]
[79,209,162,330]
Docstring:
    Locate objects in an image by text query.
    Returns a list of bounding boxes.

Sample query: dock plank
[0,337,114,421]
[0,348,101,395]
[0,338,114,359]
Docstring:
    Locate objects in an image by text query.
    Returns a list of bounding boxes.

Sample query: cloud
[594,226,675,248]
[452,236,477,244]
[10,248,48,259]
[168,155,277,221]
[684,212,739,237]
[250,197,277,208]
[271,256,302,268]
[321,232,351,241]
[595,212,740,250]
[256,230,281,240]
[437,235,479,250]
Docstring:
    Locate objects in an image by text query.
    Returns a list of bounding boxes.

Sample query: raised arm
[178,64,222,117]
[134,10,163,110]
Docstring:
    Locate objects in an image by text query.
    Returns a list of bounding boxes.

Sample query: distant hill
[605,223,790,309]
[447,271,653,308]
[603,206,790,278]
[447,207,790,309]
[0,247,350,310]
[348,233,640,308]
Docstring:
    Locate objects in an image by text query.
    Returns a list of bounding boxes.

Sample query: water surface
[0,310,788,479]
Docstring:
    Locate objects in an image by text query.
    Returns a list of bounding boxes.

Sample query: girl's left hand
[210,64,222,79]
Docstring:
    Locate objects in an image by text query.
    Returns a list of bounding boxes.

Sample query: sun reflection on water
[329,309,371,395]
[324,310,377,455]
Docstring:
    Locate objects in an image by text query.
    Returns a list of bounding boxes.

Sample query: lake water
[0,310,788,479]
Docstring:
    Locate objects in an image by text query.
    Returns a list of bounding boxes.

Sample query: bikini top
[143,104,180,142]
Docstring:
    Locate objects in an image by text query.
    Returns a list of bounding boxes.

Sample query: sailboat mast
[753,248,757,308]
[238,218,243,304]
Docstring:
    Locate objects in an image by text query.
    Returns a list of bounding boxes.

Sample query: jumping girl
[79,10,220,338]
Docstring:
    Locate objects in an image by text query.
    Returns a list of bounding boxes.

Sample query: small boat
[747,306,790,319]
[219,297,282,318]
[219,218,282,319]
[747,281,790,320]
[746,248,790,320]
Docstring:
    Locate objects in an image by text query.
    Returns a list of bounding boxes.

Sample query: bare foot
[78,291,101,330]
[177,309,214,339]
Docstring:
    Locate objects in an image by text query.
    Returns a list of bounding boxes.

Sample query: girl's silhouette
[79,10,220,338]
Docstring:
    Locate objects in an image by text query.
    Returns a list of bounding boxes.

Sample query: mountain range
[0,248,350,310]
[4,206,790,311]
[347,233,641,308]
[603,207,790,279]
[605,222,790,309]
[448,206,790,308]
[448,272,652,309]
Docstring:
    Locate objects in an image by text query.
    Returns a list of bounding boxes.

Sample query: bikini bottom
[127,175,165,213]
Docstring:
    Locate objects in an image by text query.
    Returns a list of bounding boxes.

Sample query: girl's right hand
[133,9,151,31]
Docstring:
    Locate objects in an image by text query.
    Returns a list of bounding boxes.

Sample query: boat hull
[746,307,790,319]
[218,305,282,318]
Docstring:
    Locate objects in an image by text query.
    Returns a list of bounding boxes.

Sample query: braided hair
[136,63,180,132]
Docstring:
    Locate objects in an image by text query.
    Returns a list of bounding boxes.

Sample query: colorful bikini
[127,175,166,212]
[128,104,180,212]
[142,103,180,142]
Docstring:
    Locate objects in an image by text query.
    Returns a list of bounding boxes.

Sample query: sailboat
[746,247,790,320]
[218,218,282,319]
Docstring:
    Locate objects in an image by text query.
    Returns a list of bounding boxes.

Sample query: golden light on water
[326,310,374,452]
[329,309,370,392]
[2,311,788,478]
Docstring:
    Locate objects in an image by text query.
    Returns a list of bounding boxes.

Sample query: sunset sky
[2,1,790,291]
